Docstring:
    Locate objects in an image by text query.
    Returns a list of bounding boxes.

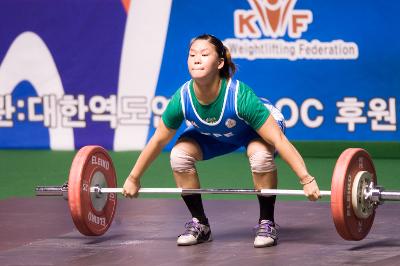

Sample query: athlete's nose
[194,54,201,64]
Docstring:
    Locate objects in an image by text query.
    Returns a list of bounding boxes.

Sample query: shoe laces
[254,220,278,239]
[182,218,203,237]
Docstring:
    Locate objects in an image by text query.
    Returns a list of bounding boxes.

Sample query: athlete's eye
[189,54,195,57]
[202,54,209,57]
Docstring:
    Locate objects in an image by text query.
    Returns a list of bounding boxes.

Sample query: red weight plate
[331,148,377,241]
[68,145,117,236]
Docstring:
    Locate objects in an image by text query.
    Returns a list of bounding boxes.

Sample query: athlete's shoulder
[235,80,260,103]
[236,79,256,92]
[180,79,192,91]
[170,80,191,100]
[161,81,188,130]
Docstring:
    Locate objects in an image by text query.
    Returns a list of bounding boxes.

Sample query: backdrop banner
[0,0,398,150]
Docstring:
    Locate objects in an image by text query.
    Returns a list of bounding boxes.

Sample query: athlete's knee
[249,150,276,173]
[170,147,197,173]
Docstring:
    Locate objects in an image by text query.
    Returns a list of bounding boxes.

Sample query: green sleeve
[237,82,270,130]
[161,88,185,129]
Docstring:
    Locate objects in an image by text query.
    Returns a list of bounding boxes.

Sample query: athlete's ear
[217,58,224,70]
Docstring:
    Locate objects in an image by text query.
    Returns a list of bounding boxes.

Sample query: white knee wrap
[249,150,276,173]
[170,148,197,173]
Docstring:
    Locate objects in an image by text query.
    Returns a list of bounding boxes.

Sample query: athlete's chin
[189,72,208,80]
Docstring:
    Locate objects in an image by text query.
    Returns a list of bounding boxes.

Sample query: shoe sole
[254,240,277,248]
[177,234,213,246]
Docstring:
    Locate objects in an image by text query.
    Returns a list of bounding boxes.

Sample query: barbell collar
[36,185,67,196]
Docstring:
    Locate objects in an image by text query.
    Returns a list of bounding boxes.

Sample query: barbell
[35,145,400,240]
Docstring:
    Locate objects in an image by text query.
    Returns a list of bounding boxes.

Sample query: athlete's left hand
[303,179,321,201]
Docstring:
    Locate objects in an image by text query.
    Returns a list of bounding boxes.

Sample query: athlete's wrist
[299,174,314,186]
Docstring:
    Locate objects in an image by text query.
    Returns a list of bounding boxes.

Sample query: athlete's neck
[193,76,222,105]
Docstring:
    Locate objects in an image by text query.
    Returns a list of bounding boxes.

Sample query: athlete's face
[187,39,224,81]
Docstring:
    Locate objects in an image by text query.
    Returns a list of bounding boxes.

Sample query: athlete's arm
[256,115,321,201]
[122,120,177,198]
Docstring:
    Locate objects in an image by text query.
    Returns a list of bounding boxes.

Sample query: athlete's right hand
[122,176,141,198]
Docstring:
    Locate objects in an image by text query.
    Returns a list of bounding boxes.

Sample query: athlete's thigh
[179,128,240,160]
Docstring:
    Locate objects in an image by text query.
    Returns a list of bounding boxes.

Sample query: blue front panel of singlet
[181,79,259,146]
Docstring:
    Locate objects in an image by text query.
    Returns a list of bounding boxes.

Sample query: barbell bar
[95,187,334,196]
[36,186,332,196]
[35,184,400,202]
[34,145,400,241]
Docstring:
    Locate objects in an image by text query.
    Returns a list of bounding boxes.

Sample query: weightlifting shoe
[177,218,212,246]
[253,220,278,248]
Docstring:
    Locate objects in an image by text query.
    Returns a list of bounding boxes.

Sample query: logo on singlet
[225,118,237,128]
[190,120,200,128]
[205,117,217,123]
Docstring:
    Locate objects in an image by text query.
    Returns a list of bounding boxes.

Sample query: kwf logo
[234,0,312,39]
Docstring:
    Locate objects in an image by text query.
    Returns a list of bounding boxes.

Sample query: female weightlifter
[122,34,321,248]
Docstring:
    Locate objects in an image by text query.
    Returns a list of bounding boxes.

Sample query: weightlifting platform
[0,197,399,266]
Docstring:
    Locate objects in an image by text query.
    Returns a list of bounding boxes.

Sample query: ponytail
[220,45,236,79]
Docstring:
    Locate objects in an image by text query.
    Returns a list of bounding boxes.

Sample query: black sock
[257,195,276,224]
[181,194,208,225]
